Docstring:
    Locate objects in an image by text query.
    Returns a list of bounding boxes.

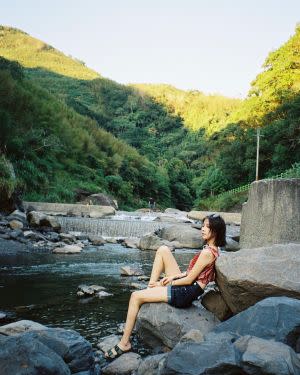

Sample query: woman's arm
[159,271,187,286]
[171,249,214,286]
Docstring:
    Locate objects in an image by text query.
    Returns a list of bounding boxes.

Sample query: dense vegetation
[0,25,299,210]
[0,57,172,209]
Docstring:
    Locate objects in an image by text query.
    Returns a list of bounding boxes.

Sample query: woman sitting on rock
[104,213,226,360]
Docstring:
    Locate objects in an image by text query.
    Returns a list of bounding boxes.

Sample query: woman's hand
[160,276,174,286]
[147,281,161,288]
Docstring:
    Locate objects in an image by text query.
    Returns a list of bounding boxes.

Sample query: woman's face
[201,218,215,243]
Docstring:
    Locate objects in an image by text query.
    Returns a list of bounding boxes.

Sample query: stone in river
[0,312,7,321]
[90,284,106,292]
[120,266,143,276]
[130,282,147,290]
[97,334,121,353]
[9,219,23,230]
[98,291,113,298]
[53,244,82,254]
[138,275,150,281]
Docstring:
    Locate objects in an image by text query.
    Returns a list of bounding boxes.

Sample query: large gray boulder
[138,234,180,251]
[0,322,94,374]
[137,353,168,375]
[79,193,118,209]
[162,332,243,375]
[27,211,61,231]
[240,179,300,248]
[235,335,300,375]
[139,234,166,251]
[212,296,300,351]
[0,319,47,336]
[24,328,94,373]
[136,302,219,349]
[162,332,300,375]
[0,334,71,375]
[187,211,241,225]
[160,225,204,249]
[201,290,232,321]
[215,243,300,313]
[102,352,141,375]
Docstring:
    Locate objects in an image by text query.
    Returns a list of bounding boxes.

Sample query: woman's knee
[130,291,141,303]
[157,245,171,256]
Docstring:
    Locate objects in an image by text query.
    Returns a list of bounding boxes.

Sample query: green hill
[0,26,99,80]
[0,25,299,211]
[132,83,240,135]
[0,56,171,209]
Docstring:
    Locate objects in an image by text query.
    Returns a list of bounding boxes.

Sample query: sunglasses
[211,213,220,218]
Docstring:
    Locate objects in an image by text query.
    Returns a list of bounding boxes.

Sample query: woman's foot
[104,341,132,360]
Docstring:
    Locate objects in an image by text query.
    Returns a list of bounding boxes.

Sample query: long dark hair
[204,214,226,247]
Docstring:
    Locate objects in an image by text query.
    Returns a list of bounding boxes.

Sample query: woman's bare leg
[119,287,168,350]
[148,245,181,284]
[104,246,179,358]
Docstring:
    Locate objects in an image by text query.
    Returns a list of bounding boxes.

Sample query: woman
[104,213,226,360]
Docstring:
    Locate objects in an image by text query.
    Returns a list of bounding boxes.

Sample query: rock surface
[123,237,140,249]
[236,335,300,375]
[27,211,61,231]
[136,302,219,349]
[97,334,121,353]
[139,234,166,251]
[187,211,241,225]
[102,352,141,374]
[224,237,240,251]
[212,296,300,350]
[79,193,118,209]
[163,332,242,375]
[163,331,300,375]
[0,326,94,374]
[0,334,71,375]
[160,225,204,249]
[120,266,143,276]
[201,289,232,321]
[89,206,115,218]
[53,244,82,254]
[0,319,47,336]
[137,353,168,375]
[216,243,300,313]
[240,179,300,248]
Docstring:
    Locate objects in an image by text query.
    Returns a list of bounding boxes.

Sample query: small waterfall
[56,217,173,237]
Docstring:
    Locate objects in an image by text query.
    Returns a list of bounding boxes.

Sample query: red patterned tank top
[186,245,220,285]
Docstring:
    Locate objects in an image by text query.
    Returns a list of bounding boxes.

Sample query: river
[0,243,197,357]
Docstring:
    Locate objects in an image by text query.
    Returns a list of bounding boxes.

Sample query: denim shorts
[167,283,204,308]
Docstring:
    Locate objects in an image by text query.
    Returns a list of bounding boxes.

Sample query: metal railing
[214,163,300,200]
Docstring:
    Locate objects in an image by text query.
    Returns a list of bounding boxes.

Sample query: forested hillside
[132,84,240,134]
[0,25,299,210]
[0,56,171,209]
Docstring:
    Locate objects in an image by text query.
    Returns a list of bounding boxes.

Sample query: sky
[2,0,300,98]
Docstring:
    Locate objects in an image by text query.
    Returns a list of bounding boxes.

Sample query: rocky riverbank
[1,178,299,374]
[0,205,241,256]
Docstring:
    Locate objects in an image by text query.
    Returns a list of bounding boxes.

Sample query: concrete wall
[23,201,115,216]
[240,179,300,248]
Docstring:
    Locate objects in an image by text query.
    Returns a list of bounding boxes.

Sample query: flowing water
[56,216,174,237]
[0,243,197,359]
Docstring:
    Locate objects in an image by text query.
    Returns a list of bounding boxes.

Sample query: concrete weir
[23,201,115,217]
[23,201,173,237]
[56,217,171,237]
[240,178,300,248]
